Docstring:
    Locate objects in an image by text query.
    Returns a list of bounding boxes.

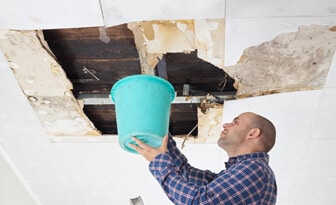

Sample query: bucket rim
[110,74,176,102]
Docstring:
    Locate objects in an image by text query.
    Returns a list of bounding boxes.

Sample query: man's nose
[223,123,230,129]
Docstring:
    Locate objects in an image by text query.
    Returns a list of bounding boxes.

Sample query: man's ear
[248,128,261,139]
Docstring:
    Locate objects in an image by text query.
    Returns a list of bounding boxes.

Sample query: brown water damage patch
[223,25,336,98]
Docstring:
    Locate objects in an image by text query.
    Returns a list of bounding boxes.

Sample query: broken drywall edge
[128,21,336,99]
[195,19,225,69]
[0,29,100,136]
[127,22,162,71]
[128,19,226,70]
[144,21,195,53]
[0,29,72,96]
[223,24,336,98]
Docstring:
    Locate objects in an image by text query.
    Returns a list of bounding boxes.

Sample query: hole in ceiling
[42,24,236,137]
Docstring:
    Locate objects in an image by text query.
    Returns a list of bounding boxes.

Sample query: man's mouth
[221,130,227,136]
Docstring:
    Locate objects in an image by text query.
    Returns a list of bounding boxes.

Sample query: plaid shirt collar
[225,152,269,169]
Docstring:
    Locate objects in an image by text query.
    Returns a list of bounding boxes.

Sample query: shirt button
[208,192,214,197]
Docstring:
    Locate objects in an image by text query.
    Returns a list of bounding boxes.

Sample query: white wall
[1,0,336,204]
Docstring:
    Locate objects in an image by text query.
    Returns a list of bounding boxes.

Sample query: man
[130,112,277,205]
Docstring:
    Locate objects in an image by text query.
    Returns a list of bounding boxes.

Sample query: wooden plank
[72,83,113,96]
[165,52,236,94]
[166,53,225,80]
[169,121,198,136]
[46,38,138,60]
[59,59,141,81]
[83,104,117,134]
[83,103,198,135]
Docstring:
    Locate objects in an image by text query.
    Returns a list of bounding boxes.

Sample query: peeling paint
[128,22,161,71]
[195,19,225,69]
[142,20,195,53]
[128,19,225,70]
[128,20,196,71]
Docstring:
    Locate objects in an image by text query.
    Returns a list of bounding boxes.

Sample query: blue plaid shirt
[149,134,277,205]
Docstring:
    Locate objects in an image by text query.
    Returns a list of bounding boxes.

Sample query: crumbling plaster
[0,22,335,138]
[128,21,336,142]
[227,25,336,98]
[0,30,100,136]
[130,21,336,97]
[128,19,225,72]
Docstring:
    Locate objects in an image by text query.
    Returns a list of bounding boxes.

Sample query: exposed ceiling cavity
[0,23,335,140]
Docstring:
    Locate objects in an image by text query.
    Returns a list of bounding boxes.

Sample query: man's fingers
[129,135,168,161]
[128,143,139,151]
[131,136,150,149]
[129,142,144,155]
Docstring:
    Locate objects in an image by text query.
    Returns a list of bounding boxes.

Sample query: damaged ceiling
[0,22,335,138]
[0,21,236,137]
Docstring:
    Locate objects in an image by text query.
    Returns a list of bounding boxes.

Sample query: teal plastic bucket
[110,75,175,154]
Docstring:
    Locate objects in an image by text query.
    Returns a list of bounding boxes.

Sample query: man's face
[218,113,253,150]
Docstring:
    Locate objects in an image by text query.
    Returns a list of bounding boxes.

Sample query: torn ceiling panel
[224,25,336,98]
[195,19,225,69]
[128,19,225,70]
[0,30,72,96]
[0,30,100,136]
[128,20,196,71]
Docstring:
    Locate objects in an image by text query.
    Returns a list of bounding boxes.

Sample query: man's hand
[129,135,168,161]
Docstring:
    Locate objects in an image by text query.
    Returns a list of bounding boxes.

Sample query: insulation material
[0,30,100,136]
[223,25,336,98]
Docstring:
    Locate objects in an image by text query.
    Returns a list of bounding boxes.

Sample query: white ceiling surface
[0,0,225,30]
[1,0,336,204]
[1,0,335,65]
[225,0,336,65]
